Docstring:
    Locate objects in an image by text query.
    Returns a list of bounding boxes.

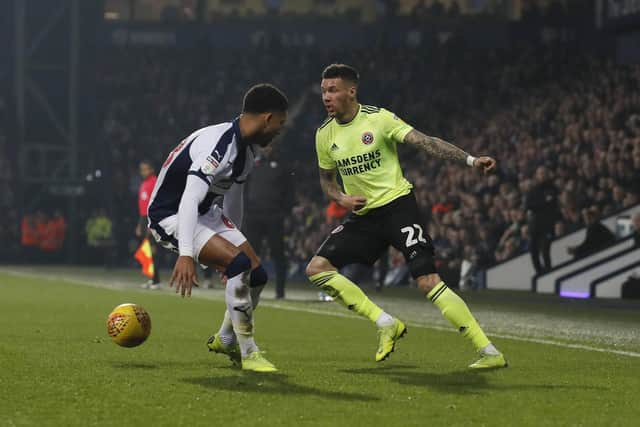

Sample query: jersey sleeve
[315,128,336,170]
[177,174,210,257]
[379,108,413,143]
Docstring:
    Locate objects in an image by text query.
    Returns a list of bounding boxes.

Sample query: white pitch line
[478,333,640,358]
[3,268,640,359]
[263,302,640,359]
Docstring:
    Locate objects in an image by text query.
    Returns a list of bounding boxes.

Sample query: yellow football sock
[309,271,382,323]
[427,281,490,351]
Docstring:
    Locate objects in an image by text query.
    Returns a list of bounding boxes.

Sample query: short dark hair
[322,64,359,84]
[242,83,288,114]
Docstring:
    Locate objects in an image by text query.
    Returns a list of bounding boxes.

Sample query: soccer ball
[107,303,151,347]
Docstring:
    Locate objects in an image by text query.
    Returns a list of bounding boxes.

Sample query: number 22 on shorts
[401,224,426,247]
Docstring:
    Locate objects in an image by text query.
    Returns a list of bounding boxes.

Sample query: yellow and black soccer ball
[107,303,151,347]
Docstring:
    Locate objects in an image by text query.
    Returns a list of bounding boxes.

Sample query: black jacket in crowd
[246,155,294,217]
[573,222,616,258]
[525,180,560,233]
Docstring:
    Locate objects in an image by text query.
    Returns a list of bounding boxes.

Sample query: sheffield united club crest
[361,131,374,145]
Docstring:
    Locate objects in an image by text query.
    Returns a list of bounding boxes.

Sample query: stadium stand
[94,40,639,290]
[9,1,638,296]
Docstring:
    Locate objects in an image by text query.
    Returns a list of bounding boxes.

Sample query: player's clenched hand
[339,194,367,212]
[473,156,496,174]
[170,256,198,297]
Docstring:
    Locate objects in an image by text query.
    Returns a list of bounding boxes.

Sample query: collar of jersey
[232,117,246,146]
[335,104,362,127]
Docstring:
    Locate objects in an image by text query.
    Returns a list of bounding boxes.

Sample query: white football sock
[217,284,265,346]
[217,311,235,346]
[225,275,258,357]
[375,311,395,328]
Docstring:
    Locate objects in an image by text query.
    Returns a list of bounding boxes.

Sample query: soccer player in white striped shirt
[148,84,288,372]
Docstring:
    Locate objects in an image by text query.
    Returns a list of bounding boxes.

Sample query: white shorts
[149,206,247,262]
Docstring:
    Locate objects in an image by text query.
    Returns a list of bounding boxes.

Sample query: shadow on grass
[340,365,609,395]
[183,373,379,402]
[111,361,159,369]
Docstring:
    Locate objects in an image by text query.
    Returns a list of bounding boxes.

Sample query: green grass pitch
[1,269,639,426]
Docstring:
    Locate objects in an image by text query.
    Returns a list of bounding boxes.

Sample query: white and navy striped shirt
[148,118,254,256]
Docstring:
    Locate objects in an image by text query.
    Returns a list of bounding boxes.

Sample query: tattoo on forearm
[403,129,468,163]
[319,168,342,200]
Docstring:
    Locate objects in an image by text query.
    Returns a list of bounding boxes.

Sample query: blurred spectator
[526,166,560,273]
[326,200,348,225]
[34,211,49,263]
[567,207,616,258]
[558,189,581,230]
[51,210,67,251]
[382,248,410,287]
[39,211,66,261]
[245,148,294,299]
[496,209,527,256]
[21,214,38,261]
[86,209,115,266]
[495,237,520,262]
[136,160,161,289]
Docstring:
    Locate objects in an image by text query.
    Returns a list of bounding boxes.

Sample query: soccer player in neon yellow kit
[306,64,507,369]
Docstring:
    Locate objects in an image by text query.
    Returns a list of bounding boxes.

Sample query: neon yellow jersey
[315,105,414,215]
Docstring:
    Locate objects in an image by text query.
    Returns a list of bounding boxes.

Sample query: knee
[248,253,262,270]
[416,273,442,294]
[249,265,268,288]
[407,252,437,285]
[305,256,334,278]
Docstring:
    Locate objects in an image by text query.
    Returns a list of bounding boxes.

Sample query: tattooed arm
[403,129,496,172]
[319,168,343,202]
[319,168,367,211]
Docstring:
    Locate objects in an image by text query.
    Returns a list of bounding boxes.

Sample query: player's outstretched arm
[171,175,207,297]
[403,129,496,173]
[319,168,366,211]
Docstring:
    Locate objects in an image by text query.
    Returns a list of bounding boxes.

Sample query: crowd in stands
[94,40,640,287]
[119,0,585,24]
[5,40,639,282]
[19,211,67,262]
[289,47,640,286]
[2,3,633,282]
[3,7,629,279]
[0,91,69,263]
